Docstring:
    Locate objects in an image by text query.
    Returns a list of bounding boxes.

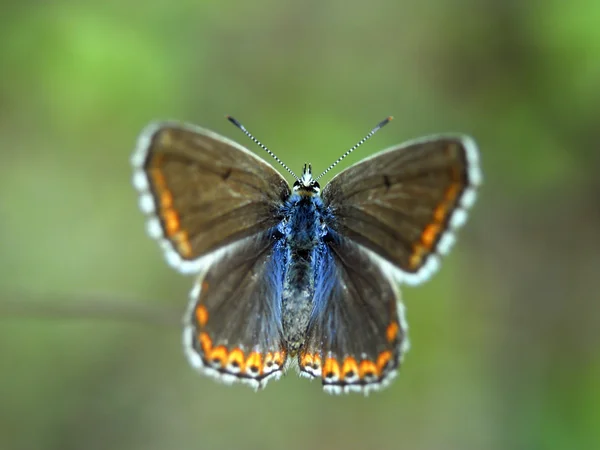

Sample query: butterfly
[131,116,481,394]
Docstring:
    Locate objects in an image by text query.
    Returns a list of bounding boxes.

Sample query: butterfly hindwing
[183,231,288,389]
[322,135,481,285]
[298,234,409,394]
[131,122,290,273]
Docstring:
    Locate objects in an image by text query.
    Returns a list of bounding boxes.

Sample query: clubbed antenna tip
[315,116,393,181]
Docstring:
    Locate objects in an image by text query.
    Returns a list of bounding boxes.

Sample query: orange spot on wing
[313,353,322,369]
[209,346,228,367]
[160,190,173,209]
[433,203,448,224]
[195,305,208,327]
[377,351,393,372]
[409,245,426,270]
[174,230,192,257]
[445,182,460,202]
[386,322,399,343]
[341,357,359,380]
[432,182,461,224]
[264,352,275,368]
[228,348,246,372]
[199,332,212,354]
[150,169,166,190]
[300,352,321,370]
[359,360,378,379]
[162,209,180,235]
[323,358,341,380]
[421,223,441,249]
[300,353,314,368]
[273,350,286,366]
[246,352,263,375]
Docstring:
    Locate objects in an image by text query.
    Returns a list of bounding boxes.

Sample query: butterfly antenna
[226,116,299,181]
[315,116,393,181]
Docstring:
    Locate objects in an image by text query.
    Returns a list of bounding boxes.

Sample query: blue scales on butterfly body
[278,165,329,354]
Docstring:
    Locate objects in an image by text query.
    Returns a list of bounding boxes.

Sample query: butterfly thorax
[280,192,326,354]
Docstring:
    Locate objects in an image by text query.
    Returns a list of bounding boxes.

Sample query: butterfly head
[293,164,321,195]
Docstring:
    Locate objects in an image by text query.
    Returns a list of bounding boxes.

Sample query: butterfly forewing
[299,235,408,394]
[322,135,481,285]
[183,232,288,389]
[131,122,291,273]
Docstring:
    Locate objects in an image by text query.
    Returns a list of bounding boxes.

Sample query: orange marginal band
[195,305,209,327]
[148,153,193,258]
[409,176,464,270]
[386,321,399,343]
[196,332,284,377]
[318,351,396,385]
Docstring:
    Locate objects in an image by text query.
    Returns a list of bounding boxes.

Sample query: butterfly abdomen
[280,194,324,354]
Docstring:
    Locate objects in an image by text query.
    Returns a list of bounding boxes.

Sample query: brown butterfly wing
[132,122,291,273]
[322,135,481,285]
[184,232,288,389]
[298,235,408,394]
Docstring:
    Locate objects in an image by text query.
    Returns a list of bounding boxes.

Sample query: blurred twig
[0,291,182,328]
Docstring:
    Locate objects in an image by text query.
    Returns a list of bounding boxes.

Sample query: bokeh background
[1,1,599,449]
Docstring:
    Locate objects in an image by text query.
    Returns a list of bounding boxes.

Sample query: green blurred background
[1,1,599,449]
